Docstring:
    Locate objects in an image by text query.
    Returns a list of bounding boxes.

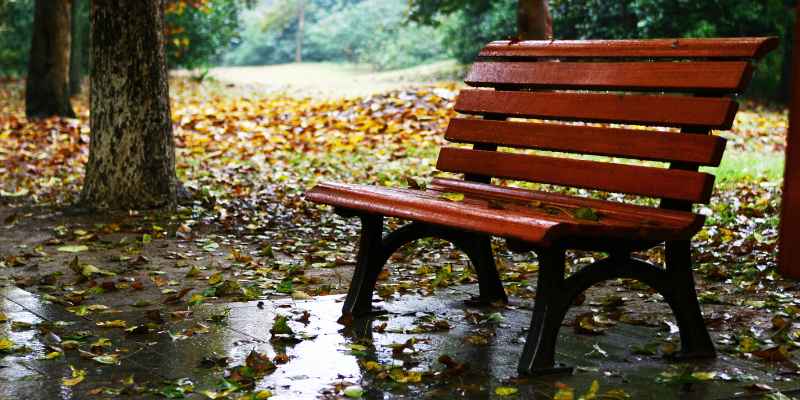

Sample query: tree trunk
[295,0,305,63]
[780,7,793,103]
[779,4,800,277]
[25,0,75,118]
[517,0,553,40]
[80,0,177,210]
[69,0,83,95]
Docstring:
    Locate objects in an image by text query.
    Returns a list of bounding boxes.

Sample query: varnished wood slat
[445,118,727,166]
[454,89,738,129]
[465,61,752,92]
[306,182,558,244]
[436,148,715,203]
[428,178,703,227]
[306,181,703,244]
[479,37,780,60]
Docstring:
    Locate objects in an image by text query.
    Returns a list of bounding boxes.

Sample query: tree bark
[25,0,75,118]
[517,0,553,40]
[69,0,83,95]
[779,5,800,277]
[80,0,177,210]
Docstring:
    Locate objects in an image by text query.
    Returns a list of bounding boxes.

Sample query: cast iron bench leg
[457,234,508,305]
[518,248,573,375]
[342,214,385,316]
[665,240,716,358]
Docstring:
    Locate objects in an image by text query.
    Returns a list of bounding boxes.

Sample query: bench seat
[307,178,704,246]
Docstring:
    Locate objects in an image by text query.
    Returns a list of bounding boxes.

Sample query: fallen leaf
[62,365,86,386]
[495,386,518,396]
[58,245,89,253]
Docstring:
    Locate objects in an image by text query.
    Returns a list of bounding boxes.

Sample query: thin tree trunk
[25,0,74,118]
[517,0,553,40]
[69,0,82,95]
[779,5,800,277]
[295,0,305,63]
[780,8,793,103]
[80,0,177,209]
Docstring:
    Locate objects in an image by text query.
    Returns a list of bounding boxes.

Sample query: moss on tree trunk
[79,0,177,210]
[25,0,75,118]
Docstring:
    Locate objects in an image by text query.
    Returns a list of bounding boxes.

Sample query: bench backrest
[438,38,778,210]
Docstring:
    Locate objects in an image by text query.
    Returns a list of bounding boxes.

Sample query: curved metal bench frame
[342,214,714,375]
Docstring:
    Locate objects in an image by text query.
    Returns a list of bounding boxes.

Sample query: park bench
[306,37,778,375]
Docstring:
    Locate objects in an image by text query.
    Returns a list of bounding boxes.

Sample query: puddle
[0,285,798,399]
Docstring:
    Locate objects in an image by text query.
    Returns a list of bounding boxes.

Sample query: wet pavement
[0,285,798,399]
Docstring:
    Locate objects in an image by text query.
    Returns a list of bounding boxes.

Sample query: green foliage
[549,0,794,101]
[164,0,244,69]
[410,0,794,101]
[0,0,34,77]
[223,0,446,70]
[306,0,445,69]
[0,0,245,75]
[435,0,515,64]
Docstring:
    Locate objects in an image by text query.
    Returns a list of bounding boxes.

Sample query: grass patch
[704,150,784,185]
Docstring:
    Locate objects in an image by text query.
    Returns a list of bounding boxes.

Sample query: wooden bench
[306,37,778,375]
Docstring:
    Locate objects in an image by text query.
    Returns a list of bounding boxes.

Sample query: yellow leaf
[63,366,86,386]
[208,272,223,285]
[495,386,518,396]
[255,390,273,399]
[388,368,422,383]
[43,351,63,360]
[579,380,600,400]
[690,371,716,381]
[93,354,119,365]
[96,320,127,328]
[0,337,13,352]
[58,245,89,253]
[440,192,464,202]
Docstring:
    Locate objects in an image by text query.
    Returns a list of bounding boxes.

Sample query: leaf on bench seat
[405,176,423,190]
[439,192,464,202]
[573,207,601,222]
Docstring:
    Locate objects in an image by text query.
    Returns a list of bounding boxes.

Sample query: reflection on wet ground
[0,285,797,399]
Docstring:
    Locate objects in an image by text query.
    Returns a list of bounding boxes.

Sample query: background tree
[0,0,34,77]
[518,0,552,39]
[69,0,88,95]
[80,0,178,209]
[163,0,243,69]
[25,0,74,118]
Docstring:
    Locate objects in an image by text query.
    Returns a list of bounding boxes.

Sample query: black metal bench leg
[665,240,716,358]
[518,248,573,375]
[459,235,508,305]
[342,214,385,317]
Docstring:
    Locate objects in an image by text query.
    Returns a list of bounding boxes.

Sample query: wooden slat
[306,182,558,244]
[445,118,727,166]
[479,37,780,59]
[306,180,703,244]
[436,148,715,203]
[306,181,704,244]
[465,61,752,92]
[428,178,704,235]
[454,89,738,129]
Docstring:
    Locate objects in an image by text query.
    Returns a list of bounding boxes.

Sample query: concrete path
[0,285,797,399]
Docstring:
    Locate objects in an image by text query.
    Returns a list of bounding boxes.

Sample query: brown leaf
[163,287,192,304]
